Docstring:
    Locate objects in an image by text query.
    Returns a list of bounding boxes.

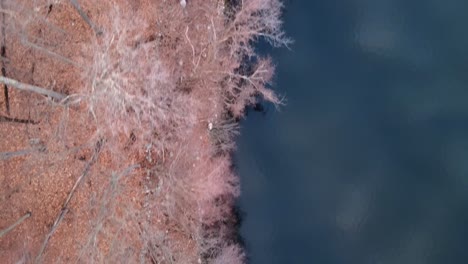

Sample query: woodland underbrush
[0,0,289,263]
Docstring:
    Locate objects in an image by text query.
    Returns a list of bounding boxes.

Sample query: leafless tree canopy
[0,0,289,263]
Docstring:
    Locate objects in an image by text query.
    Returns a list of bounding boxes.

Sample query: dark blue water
[236,0,468,263]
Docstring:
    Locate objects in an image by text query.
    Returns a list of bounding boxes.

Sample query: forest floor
[0,0,286,263]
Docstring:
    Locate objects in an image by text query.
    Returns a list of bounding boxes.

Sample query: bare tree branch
[0,149,33,160]
[35,139,104,263]
[0,212,31,238]
[21,41,81,68]
[68,0,102,36]
[0,76,66,101]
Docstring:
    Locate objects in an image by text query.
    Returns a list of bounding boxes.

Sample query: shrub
[81,10,195,156]
[213,244,246,264]
[209,116,240,155]
[206,0,291,118]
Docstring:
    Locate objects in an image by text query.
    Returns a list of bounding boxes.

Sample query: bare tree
[220,0,292,56]
[82,10,195,152]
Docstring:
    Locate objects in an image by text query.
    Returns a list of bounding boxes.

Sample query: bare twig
[0,76,66,101]
[0,141,45,161]
[185,26,205,72]
[211,17,218,59]
[185,26,196,66]
[35,139,104,263]
[0,212,32,238]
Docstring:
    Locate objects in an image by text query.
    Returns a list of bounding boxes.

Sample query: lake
[236,0,468,263]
